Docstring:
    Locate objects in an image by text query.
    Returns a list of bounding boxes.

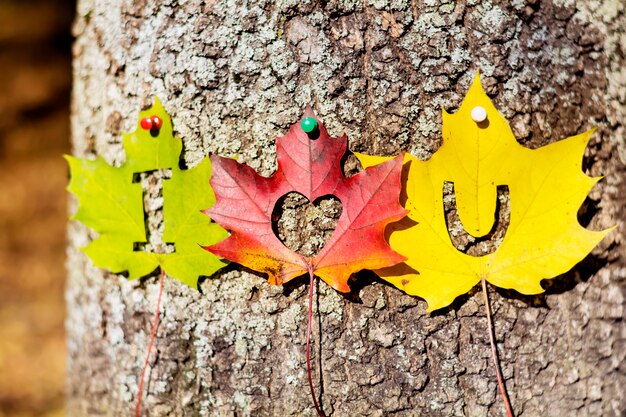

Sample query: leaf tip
[601,224,618,237]
[424,299,446,313]
[580,127,596,144]
[146,96,167,117]
[200,207,215,218]
[303,104,316,118]
[473,69,481,82]
[334,281,351,293]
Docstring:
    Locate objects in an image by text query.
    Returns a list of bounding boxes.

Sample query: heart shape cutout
[272,192,343,257]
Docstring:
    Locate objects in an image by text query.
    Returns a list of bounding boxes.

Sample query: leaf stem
[306,264,325,417]
[481,275,514,417]
[135,268,165,417]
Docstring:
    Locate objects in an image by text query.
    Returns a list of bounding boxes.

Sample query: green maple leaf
[66,98,228,287]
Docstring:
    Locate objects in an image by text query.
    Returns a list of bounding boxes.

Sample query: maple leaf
[358,74,613,311]
[204,108,407,292]
[66,98,228,287]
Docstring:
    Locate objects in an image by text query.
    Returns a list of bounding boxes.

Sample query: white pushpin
[471,106,487,123]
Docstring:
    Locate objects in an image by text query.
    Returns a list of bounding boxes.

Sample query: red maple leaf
[204,108,407,292]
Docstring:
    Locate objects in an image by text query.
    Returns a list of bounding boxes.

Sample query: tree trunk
[67,1,625,416]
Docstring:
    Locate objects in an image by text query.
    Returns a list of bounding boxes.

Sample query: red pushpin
[140,115,163,133]
[140,117,153,130]
[151,116,162,129]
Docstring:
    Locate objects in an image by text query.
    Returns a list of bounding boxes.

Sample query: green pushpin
[301,117,318,133]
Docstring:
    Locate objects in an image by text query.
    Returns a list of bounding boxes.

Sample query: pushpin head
[140,117,153,130]
[301,117,318,133]
[151,116,163,130]
[471,106,488,123]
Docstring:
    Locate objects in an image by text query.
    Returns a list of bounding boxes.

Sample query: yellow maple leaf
[358,74,613,311]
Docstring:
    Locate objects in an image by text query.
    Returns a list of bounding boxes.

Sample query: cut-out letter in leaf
[358,74,613,311]
[66,98,228,287]
[205,107,407,292]
[359,73,614,417]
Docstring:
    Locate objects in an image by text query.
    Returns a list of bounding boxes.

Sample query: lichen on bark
[68,0,625,416]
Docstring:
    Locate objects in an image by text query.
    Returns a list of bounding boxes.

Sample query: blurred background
[0,0,74,416]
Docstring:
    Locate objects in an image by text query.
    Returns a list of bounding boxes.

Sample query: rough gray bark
[67,0,625,416]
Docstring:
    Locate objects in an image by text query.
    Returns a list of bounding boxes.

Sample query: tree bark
[67,1,625,416]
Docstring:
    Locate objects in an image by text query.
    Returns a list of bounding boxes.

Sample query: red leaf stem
[481,276,514,417]
[306,264,325,417]
[135,268,165,417]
